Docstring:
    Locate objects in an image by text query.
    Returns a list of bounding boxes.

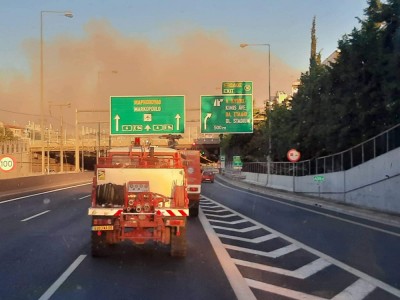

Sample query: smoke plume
[0,19,300,134]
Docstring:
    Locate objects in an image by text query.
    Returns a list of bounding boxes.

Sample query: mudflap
[170,226,187,257]
[91,231,110,257]
[189,200,199,217]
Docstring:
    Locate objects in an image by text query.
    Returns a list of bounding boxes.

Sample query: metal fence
[241,123,400,176]
[0,140,29,155]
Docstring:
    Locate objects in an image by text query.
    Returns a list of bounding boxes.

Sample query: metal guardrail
[0,140,29,155]
[241,123,400,176]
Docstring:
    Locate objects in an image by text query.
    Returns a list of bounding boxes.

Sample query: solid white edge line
[216,181,400,238]
[20,210,50,222]
[0,182,91,204]
[198,208,257,300]
[38,254,87,300]
[202,196,400,298]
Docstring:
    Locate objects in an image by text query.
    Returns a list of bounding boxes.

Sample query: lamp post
[240,43,272,166]
[49,102,71,172]
[40,10,73,174]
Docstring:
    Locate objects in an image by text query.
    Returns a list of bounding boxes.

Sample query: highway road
[0,183,234,300]
[1,176,400,299]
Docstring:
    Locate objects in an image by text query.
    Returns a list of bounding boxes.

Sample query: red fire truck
[88,145,188,257]
[180,150,201,216]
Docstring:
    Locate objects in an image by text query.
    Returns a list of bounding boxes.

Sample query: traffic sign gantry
[200,95,253,134]
[222,81,253,95]
[110,95,185,135]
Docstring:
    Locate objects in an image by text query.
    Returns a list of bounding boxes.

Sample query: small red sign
[287,149,301,162]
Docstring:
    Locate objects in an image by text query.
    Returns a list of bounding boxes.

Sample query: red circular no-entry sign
[287,149,301,162]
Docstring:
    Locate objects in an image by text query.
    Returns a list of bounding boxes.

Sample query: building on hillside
[291,80,301,96]
[322,49,341,66]
[275,91,288,105]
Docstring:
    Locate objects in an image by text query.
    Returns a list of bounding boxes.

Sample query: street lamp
[240,43,272,166]
[40,10,73,174]
[49,102,71,173]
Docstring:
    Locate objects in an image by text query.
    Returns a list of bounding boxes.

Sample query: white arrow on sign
[204,113,212,130]
[114,115,120,132]
[175,114,181,131]
[145,125,151,131]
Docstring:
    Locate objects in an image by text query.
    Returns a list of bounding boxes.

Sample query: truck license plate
[92,225,114,231]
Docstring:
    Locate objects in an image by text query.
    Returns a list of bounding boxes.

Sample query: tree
[0,127,15,142]
[224,1,400,162]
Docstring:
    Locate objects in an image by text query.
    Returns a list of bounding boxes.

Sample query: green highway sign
[233,156,243,166]
[110,95,185,135]
[222,81,253,95]
[314,175,325,182]
[200,95,253,134]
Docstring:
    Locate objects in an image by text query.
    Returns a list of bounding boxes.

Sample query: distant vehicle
[202,170,215,183]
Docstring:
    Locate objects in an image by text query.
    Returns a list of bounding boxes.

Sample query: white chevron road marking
[213,225,260,233]
[224,243,300,258]
[234,257,331,279]
[209,219,248,225]
[246,278,327,300]
[331,279,376,300]
[218,233,277,243]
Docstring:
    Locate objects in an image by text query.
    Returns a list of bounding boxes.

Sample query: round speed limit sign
[0,155,16,172]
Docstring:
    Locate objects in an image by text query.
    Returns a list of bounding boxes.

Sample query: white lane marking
[331,278,376,300]
[246,278,327,300]
[225,243,300,258]
[204,213,237,218]
[78,195,90,200]
[213,225,260,233]
[218,233,277,243]
[209,219,248,225]
[234,257,331,279]
[202,208,228,213]
[199,209,257,300]
[20,210,50,222]
[39,254,86,300]
[216,181,400,238]
[0,183,91,204]
[202,196,400,298]
[201,205,220,208]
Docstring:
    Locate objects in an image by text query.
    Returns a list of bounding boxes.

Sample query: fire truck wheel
[170,227,187,257]
[91,232,109,257]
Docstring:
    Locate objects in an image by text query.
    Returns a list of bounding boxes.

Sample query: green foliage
[224,0,400,162]
[0,127,15,142]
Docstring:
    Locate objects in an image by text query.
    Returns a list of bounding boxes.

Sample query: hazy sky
[0,0,368,128]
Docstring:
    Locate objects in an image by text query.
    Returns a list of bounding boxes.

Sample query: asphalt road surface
[1,176,400,300]
[0,183,234,300]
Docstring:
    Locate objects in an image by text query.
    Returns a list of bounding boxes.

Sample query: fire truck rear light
[167,220,184,226]
[93,218,112,225]
[188,187,199,192]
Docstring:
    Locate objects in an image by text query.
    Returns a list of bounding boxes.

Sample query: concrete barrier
[0,172,93,199]
[241,147,400,215]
